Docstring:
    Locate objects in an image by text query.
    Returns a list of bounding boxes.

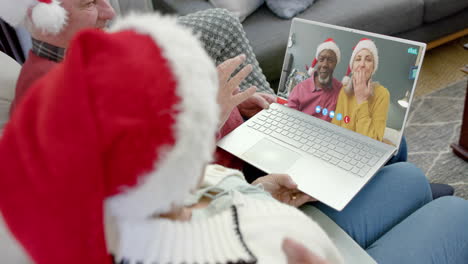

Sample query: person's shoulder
[373,82,389,97]
[297,77,314,89]
[291,77,313,95]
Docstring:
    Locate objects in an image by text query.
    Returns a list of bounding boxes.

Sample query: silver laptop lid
[277,18,426,152]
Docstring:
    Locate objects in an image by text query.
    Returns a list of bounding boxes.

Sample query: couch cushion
[423,0,468,23]
[0,52,20,133]
[265,0,315,19]
[209,0,264,22]
[396,8,468,43]
[243,0,424,83]
[153,0,213,15]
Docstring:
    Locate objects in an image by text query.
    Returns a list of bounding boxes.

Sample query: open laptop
[218,18,425,211]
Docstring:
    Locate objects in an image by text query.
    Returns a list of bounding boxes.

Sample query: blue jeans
[314,162,468,263]
[366,196,468,264]
[387,136,408,164]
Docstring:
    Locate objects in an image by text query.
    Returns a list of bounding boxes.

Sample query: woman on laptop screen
[332,38,389,141]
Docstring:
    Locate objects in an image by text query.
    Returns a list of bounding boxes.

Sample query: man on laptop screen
[287,39,343,122]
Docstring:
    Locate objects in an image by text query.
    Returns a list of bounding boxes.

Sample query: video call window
[278,21,424,146]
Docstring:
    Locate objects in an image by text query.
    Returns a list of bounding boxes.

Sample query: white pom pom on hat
[0,0,67,35]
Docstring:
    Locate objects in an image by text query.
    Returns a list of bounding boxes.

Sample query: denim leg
[386,136,408,164]
[313,162,432,248]
[367,197,468,264]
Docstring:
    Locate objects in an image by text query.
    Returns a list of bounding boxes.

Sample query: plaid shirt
[32,38,65,62]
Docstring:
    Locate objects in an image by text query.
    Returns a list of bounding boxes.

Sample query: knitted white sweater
[111,165,343,264]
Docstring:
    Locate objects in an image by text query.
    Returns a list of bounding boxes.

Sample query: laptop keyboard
[247,107,387,177]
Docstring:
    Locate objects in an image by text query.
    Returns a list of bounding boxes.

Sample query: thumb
[251,93,270,109]
[260,93,276,105]
[275,174,297,189]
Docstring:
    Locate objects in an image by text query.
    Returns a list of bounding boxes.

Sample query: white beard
[318,75,330,85]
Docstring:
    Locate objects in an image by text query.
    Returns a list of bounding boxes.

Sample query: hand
[282,238,330,264]
[352,70,371,104]
[252,174,316,207]
[238,92,276,118]
[217,54,257,128]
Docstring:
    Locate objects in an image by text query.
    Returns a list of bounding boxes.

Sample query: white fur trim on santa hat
[105,13,220,221]
[315,41,341,65]
[341,75,351,87]
[31,0,67,35]
[349,39,379,75]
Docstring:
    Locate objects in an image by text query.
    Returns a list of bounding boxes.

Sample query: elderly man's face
[316,49,337,85]
[60,0,116,47]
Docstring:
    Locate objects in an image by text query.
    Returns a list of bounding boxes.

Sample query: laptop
[218,18,425,211]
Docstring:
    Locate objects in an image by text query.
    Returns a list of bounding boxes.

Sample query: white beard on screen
[318,75,330,86]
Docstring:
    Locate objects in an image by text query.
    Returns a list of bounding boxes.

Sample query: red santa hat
[0,0,67,34]
[342,38,379,86]
[308,38,341,76]
[0,13,219,264]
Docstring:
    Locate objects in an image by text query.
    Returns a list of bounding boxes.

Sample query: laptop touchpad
[241,138,301,173]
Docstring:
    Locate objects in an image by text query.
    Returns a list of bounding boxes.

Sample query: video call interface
[277,21,425,145]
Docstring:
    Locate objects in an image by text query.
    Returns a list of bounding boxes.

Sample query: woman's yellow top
[332,83,389,141]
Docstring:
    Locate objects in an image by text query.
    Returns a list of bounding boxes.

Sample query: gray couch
[151,0,468,89]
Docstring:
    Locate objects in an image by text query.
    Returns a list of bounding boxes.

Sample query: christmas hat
[0,0,67,34]
[308,38,341,76]
[0,13,219,264]
[342,38,379,86]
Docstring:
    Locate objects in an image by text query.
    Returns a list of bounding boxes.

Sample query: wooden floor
[416,36,468,97]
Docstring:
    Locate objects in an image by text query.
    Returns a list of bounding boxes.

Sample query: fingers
[259,93,276,104]
[293,193,315,207]
[217,54,246,84]
[229,64,253,91]
[231,86,256,106]
[248,93,270,109]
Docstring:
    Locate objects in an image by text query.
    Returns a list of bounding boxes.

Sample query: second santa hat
[308,38,341,76]
[342,38,379,86]
[0,0,67,34]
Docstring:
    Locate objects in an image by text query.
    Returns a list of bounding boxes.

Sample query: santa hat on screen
[0,13,219,264]
[308,38,341,76]
[0,0,67,34]
[342,38,379,86]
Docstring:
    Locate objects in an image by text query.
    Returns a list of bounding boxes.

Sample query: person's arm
[355,86,389,141]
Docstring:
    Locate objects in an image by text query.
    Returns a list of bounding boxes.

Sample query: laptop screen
[277,19,425,147]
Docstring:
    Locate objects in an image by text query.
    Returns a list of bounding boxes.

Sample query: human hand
[352,70,371,104]
[217,54,257,128]
[252,174,316,207]
[282,238,330,264]
[238,92,276,118]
